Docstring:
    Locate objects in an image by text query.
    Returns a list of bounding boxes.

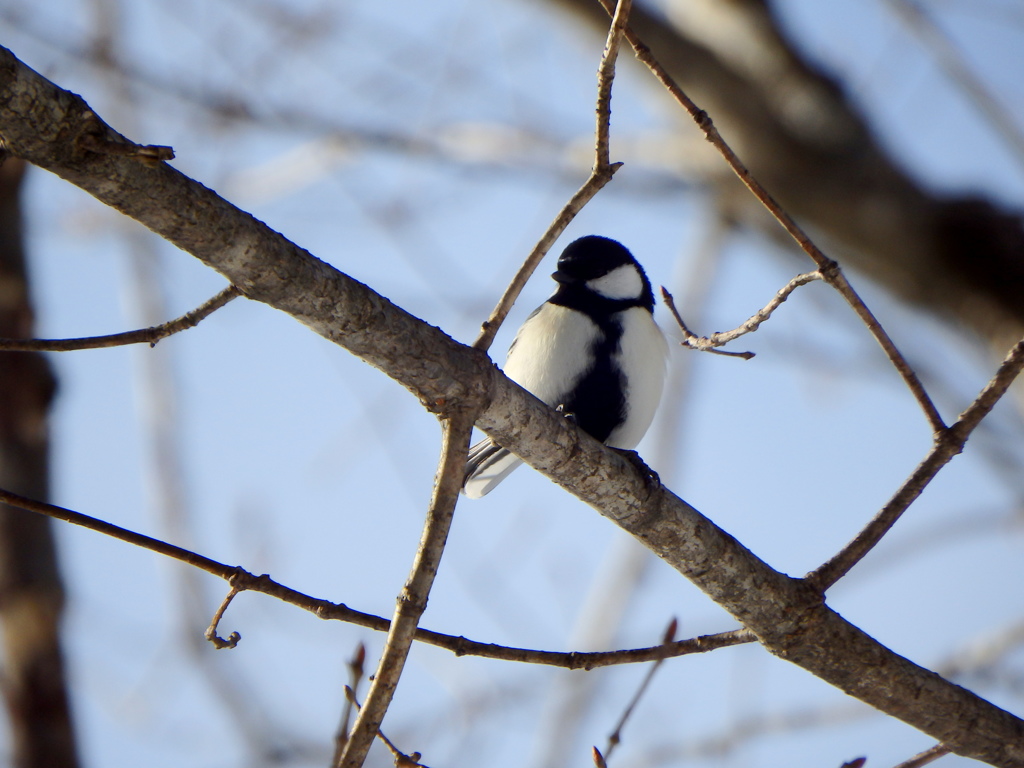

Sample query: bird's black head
[553,235,635,283]
[551,235,655,311]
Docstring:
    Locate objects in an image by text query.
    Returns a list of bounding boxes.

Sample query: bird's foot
[555,404,578,425]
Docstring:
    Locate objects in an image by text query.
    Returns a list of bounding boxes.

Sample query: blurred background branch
[0,156,79,767]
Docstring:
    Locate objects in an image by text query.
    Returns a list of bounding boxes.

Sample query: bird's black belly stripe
[549,286,637,444]
[562,332,626,443]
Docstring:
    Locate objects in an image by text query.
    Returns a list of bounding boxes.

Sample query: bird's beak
[552,269,572,284]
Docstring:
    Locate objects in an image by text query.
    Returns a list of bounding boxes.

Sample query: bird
[463,235,668,498]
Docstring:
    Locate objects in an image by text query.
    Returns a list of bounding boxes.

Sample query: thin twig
[827,273,944,432]
[662,270,823,359]
[892,743,951,768]
[662,287,753,359]
[336,411,474,768]
[343,686,430,768]
[0,284,240,351]
[0,483,753,666]
[332,645,367,768]
[596,0,946,435]
[473,0,631,352]
[810,338,1024,590]
[594,0,631,170]
[204,586,241,649]
[603,618,677,761]
[667,270,819,352]
[472,172,619,352]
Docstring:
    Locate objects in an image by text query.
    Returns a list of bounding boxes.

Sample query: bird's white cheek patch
[502,305,600,406]
[588,264,644,300]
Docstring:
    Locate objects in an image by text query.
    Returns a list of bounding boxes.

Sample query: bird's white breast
[502,304,600,406]
[606,307,668,449]
[501,303,667,450]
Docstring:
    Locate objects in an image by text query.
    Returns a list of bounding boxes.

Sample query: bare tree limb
[0,285,239,351]
[594,0,630,171]
[1,47,1022,766]
[0,481,753,669]
[661,287,754,359]
[343,686,431,768]
[549,0,1024,359]
[472,167,620,352]
[602,618,677,761]
[661,269,824,359]
[204,586,241,650]
[332,644,366,766]
[336,410,473,768]
[810,339,1024,590]
[637,616,1024,765]
[590,0,946,434]
[472,0,631,352]
[893,743,952,768]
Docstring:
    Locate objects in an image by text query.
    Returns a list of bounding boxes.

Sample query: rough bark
[0,47,1020,765]
[0,155,80,766]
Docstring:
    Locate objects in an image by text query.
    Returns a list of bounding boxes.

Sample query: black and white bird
[463,235,668,498]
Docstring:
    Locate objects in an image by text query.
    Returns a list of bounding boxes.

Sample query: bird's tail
[462,437,523,498]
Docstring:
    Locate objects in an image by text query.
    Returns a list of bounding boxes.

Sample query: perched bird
[463,235,668,498]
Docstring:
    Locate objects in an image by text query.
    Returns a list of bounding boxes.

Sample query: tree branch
[343,686,430,768]
[0,480,752,669]
[591,0,945,434]
[549,0,1024,361]
[472,167,620,352]
[810,339,1024,590]
[472,0,630,352]
[594,0,630,171]
[0,285,239,351]
[893,744,952,768]
[0,150,79,768]
[602,618,677,761]
[661,270,823,359]
[1,47,1022,766]
[336,411,473,768]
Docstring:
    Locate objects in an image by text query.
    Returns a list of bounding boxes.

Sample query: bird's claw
[555,404,578,425]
